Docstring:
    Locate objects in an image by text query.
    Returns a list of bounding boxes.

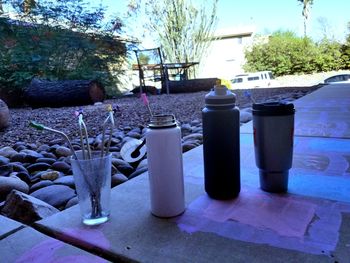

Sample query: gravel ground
[0,85,320,148]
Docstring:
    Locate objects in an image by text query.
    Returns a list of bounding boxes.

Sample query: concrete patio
[1,83,349,262]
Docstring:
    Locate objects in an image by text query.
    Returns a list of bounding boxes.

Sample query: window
[232,78,243,83]
[248,76,259,81]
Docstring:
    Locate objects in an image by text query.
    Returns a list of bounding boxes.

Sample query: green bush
[244,31,346,76]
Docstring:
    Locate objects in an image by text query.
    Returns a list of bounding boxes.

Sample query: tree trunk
[161,78,219,93]
[24,78,105,108]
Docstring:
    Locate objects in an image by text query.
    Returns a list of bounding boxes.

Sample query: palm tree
[298,0,314,37]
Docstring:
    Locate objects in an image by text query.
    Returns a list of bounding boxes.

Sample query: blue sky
[91,0,350,42]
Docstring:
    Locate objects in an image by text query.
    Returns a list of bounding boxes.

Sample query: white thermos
[146,114,185,217]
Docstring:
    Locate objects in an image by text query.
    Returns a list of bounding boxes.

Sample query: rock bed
[0,86,319,224]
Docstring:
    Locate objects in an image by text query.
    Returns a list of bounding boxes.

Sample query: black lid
[205,85,236,106]
[252,102,295,116]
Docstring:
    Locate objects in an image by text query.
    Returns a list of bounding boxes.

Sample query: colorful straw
[30,121,78,160]
[101,104,115,157]
[76,109,91,160]
[141,93,153,117]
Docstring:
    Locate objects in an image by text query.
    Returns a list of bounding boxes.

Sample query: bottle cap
[148,114,177,128]
[205,85,236,106]
[252,102,295,116]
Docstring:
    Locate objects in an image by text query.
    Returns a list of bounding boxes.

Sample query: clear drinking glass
[71,151,112,225]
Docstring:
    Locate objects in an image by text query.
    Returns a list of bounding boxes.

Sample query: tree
[128,0,218,77]
[341,21,350,69]
[0,0,127,96]
[297,0,314,37]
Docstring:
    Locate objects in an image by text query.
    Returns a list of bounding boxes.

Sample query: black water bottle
[202,85,240,199]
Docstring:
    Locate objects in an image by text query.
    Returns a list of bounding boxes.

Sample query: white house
[198,26,256,81]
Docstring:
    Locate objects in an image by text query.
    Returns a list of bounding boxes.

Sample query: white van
[231,71,274,89]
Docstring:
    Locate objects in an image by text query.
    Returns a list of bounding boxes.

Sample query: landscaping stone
[30,180,54,193]
[15,171,31,185]
[65,196,79,209]
[128,166,148,180]
[111,173,128,187]
[27,162,52,173]
[54,175,75,188]
[1,190,59,224]
[41,170,60,181]
[10,152,27,163]
[51,161,71,173]
[0,156,10,166]
[30,185,76,208]
[0,164,12,177]
[20,149,44,163]
[0,176,29,201]
[0,147,17,158]
[36,157,57,165]
[55,146,72,157]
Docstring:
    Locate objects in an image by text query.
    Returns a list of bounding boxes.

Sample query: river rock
[48,138,65,146]
[112,158,134,176]
[0,156,10,166]
[41,170,60,181]
[112,158,132,167]
[36,157,56,165]
[182,141,198,153]
[30,185,76,208]
[111,173,128,187]
[27,162,52,174]
[8,163,28,173]
[240,109,253,123]
[126,131,142,139]
[0,176,29,201]
[20,149,44,163]
[0,164,12,177]
[41,152,57,159]
[51,161,71,173]
[181,123,192,132]
[54,175,75,188]
[191,126,203,134]
[30,180,54,193]
[15,171,31,185]
[10,152,27,163]
[0,146,17,158]
[55,146,72,158]
[65,196,79,209]
[182,133,203,142]
[128,166,148,179]
[1,190,59,224]
[37,144,50,152]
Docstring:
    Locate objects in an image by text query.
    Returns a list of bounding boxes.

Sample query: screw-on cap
[252,102,295,116]
[148,114,177,128]
[205,85,236,106]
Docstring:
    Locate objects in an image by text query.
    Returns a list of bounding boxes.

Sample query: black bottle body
[202,105,240,199]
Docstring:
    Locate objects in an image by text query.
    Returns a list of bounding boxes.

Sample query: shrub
[244,30,345,76]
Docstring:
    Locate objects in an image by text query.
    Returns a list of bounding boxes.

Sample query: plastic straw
[141,93,153,117]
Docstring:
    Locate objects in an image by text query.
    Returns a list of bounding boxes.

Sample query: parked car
[231,71,275,89]
[320,74,350,84]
